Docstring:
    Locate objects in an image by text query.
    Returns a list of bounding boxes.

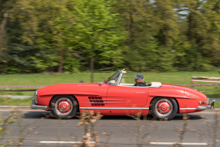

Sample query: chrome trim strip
[197,106,208,110]
[103,103,127,104]
[104,100,121,101]
[210,100,215,109]
[89,102,126,104]
[34,90,38,103]
[80,107,149,110]
[30,104,47,110]
[180,108,196,110]
[89,99,121,101]
[117,72,123,85]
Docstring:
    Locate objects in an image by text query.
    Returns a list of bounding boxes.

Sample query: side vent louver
[88,97,105,106]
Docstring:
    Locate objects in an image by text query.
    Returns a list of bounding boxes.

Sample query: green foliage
[0,0,220,73]
[70,0,126,70]
[175,0,220,70]
[63,55,80,73]
[114,0,180,72]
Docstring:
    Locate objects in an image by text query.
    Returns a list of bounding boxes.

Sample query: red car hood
[38,83,103,96]
[44,83,98,88]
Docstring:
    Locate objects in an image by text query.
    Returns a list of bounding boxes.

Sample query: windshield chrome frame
[116,72,123,85]
[106,70,123,85]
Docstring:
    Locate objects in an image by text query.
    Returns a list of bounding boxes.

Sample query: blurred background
[0,0,220,74]
[0,2,220,145]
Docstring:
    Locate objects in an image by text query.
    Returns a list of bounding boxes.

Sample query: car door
[106,85,149,107]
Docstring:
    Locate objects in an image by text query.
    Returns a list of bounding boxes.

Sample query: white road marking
[39,141,95,144]
[149,142,208,145]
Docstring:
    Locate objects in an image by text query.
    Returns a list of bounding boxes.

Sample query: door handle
[137,92,146,93]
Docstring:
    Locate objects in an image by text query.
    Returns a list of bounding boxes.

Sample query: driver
[134,74,147,86]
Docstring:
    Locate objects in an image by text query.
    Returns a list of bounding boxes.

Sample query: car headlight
[34,90,38,103]
[199,98,209,105]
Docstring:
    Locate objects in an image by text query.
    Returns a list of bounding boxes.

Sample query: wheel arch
[49,95,79,112]
[149,96,180,113]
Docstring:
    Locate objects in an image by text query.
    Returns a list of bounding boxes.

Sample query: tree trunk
[58,54,63,73]
[0,12,8,47]
[126,11,134,46]
[187,12,193,40]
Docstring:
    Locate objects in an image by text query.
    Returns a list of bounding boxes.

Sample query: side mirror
[97,82,103,86]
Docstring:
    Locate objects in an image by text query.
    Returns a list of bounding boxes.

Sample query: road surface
[0,108,219,147]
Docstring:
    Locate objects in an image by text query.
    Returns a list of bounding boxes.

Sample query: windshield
[106,71,121,85]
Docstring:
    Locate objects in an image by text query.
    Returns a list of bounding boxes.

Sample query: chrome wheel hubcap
[55,98,73,116]
[155,99,173,117]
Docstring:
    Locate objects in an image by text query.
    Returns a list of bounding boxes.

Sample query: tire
[50,95,77,119]
[150,98,178,120]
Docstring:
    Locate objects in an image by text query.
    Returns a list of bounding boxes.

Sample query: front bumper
[30,99,47,110]
[197,100,215,110]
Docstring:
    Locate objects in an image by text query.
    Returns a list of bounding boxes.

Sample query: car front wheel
[50,95,77,119]
[151,98,178,120]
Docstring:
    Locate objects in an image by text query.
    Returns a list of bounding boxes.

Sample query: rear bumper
[30,99,47,110]
[197,100,215,110]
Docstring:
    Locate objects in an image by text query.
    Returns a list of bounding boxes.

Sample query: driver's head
[134,74,144,83]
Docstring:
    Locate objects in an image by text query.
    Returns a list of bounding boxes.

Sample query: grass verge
[214,101,220,108]
[0,71,220,97]
[0,71,220,107]
[0,97,32,106]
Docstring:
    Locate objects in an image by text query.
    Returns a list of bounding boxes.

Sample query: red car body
[31,70,215,120]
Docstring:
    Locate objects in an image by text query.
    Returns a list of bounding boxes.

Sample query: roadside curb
[0,95,32,99]
[0,106,30,109]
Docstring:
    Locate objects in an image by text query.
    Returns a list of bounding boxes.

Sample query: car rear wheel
[151,98,178,120]
[50,95,77,119]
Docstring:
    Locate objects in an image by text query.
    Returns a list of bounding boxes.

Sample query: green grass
[0,97,32,106]
[214,101,220,108]
[0,71,220,106]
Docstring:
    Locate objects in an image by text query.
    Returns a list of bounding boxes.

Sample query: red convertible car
[31,70,215,120]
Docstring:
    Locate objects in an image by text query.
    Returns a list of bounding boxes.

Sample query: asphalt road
[0,108,220,147]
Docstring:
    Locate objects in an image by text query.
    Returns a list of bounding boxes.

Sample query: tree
[72,0,125,82]
[175,0,220,70]
[5,0,79,73]
[0,0,17,67]
[113,0,179,71]
[1,0,220,73]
